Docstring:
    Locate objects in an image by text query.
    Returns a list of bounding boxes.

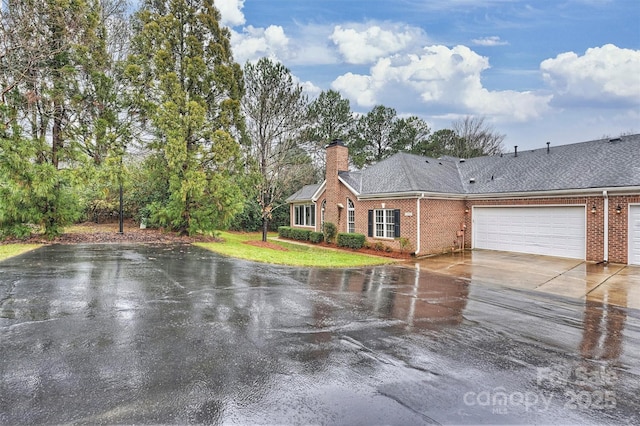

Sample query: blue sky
[216,1,639,150]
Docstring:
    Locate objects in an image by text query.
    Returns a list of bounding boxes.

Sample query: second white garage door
[473,206,586,259]
[630,205,640,266]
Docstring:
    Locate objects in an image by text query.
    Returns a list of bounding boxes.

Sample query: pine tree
[0,0,110,238]
[123,0,246,235]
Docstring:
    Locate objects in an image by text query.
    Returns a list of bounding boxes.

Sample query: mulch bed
[2,222,414,260]
[0,221,218,245]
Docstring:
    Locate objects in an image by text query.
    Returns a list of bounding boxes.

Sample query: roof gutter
[465,186,640,200]
[603,190,609,264]
[357,191,462,201]
[354,186,640,201]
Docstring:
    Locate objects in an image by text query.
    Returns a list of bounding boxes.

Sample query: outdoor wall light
[464,208,470,214]
[591,204,597,214]
[616,205,622,214]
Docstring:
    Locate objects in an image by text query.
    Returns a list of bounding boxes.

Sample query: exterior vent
[546,141,550,154]
[469,178,476,184]
[609,137,622,143]
[514,146,518,157]
[459,159,466,163]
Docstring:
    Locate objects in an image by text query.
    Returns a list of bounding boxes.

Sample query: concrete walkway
[413,250,640,309]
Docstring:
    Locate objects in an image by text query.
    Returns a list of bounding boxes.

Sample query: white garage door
[630,205,640,266]
[473,206,586,259]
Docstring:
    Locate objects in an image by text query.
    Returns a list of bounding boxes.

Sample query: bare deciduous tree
[242,57,312,241]
[450,115,504,158]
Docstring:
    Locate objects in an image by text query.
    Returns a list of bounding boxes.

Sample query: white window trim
[347,198,355,233]
[294,203,316,227]
[374,208,395,239]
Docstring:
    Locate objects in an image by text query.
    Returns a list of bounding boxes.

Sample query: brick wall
[421,198,466,254]
[318,191,464,256]
[318,193,419,252]
[357,198,418,252]
[324,142,349,226]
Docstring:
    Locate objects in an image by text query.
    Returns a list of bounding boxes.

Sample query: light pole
[118,144,126,234]
[118,180,123,234]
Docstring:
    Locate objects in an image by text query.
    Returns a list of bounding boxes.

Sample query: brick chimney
[324,139,348,226]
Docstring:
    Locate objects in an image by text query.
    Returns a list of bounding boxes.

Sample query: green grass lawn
[195,232,394,268]
[0,244,42,261]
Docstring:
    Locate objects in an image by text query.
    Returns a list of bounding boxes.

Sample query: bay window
[294,203,315,227]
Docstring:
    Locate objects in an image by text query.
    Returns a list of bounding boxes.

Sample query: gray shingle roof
[458,134,640,194]
[285,183,322,202]
[339,134,640,196]
[340,152,464,194]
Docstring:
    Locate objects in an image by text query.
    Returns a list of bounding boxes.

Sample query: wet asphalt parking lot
[1,244,639,425]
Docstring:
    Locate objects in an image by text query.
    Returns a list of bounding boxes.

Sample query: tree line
[0,0,505,241]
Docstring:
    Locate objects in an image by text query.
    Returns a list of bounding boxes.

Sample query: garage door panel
[473,206,586,259]
[630,205,640,266]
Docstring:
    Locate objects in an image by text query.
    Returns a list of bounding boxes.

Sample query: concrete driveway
[414,250,640,309]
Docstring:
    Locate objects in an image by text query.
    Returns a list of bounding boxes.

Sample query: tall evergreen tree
[390,116,432,156]
[0,0,109,237]
[304,90,354,171]
[123,0,246,235]
[350,105,397,168]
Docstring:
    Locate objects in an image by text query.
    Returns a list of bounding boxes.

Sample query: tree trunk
[52,100,63,169]
[262,216,269,242]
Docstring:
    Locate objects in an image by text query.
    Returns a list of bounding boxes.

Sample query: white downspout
[416,193,424,255]
[603,190,608,263]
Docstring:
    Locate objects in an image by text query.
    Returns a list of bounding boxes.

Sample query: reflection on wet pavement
[0,244,638,424]
[580,299,626,361]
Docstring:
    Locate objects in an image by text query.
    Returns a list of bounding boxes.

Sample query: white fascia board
[311,181,326,202]
[353,186,640,201]
[338,176,360,197]
[465,186,640,200]
[357,191,460,200]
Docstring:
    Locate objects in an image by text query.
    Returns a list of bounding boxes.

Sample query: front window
[375,209,395,238]
[294,204,315,227]
[347,199,355,233]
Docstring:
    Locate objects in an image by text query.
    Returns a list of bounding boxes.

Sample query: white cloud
[229,21,339,66]
[540,44,640,105]
[332,72,378,107]
[472,36,509,46]
[216,0,245,27]
[231,25,289,64]
[332,44,551,120]
[330,23,425,64]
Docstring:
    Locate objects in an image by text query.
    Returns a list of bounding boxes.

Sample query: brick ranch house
[286,135,640,265]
